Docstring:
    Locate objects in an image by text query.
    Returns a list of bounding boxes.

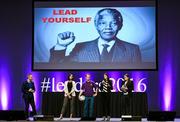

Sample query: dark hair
[124,73,129,78]
[68,73,74,80]
[94,8,123,27]
[104,73,110,80]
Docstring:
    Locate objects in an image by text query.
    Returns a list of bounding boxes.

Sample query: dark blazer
[49,38,141,63]
[121,79,134,94]
[22,81,35,99]
[100,79,113,93]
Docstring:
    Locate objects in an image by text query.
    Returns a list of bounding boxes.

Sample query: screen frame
[32,0,158,71]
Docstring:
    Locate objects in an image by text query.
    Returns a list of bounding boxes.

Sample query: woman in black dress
[121,73,134,115]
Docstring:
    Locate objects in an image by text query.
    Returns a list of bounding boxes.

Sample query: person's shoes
[56,117,63,120]
[102,116,106,121]
[106,116,110,121]
[59,114,63,120]
[70,114,73,121]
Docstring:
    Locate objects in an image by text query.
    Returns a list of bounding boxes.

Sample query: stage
[42,92,148,117]
[0,0,180,121]
[0,117,179,121]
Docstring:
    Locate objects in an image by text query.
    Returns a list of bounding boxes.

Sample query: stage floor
[0,118,179,121]
[55,118,179,121]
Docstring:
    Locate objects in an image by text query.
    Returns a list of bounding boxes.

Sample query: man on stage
[22,74,37,120]
[79,74,98,119]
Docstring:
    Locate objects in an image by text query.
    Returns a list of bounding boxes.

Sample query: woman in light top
[59,74,76,120]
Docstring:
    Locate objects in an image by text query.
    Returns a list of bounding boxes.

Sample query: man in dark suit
[121,74,134,115]
[49,8,141,63]
[22,74,37,120]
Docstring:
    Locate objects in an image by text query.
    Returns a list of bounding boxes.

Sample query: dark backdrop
[0,0,180,117]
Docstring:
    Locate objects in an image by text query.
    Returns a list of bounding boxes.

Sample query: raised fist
[54,31,75,50]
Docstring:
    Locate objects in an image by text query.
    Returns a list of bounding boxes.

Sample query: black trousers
[23,95,37,118]
[121,94,132,115]
[101,93,111,117]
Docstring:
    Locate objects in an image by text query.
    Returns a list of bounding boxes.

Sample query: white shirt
[64,80,76,97]
[98,37,116,55]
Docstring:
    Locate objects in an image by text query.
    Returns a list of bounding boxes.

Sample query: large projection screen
[33,0,157,70]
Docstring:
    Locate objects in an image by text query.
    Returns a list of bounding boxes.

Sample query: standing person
[121,74,134,115]
[59,74,76,120]
[100,73,113,121]
[21,74,37,120]
[79,74,98,118]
